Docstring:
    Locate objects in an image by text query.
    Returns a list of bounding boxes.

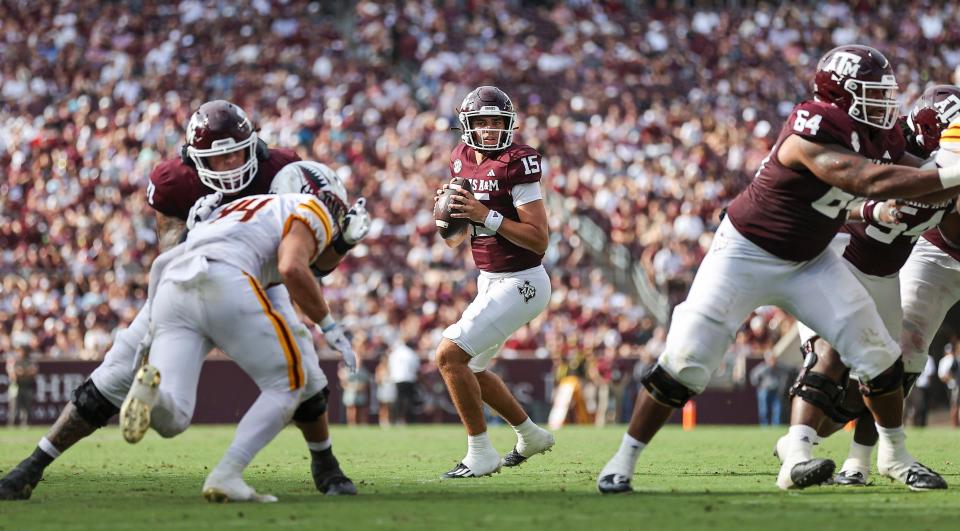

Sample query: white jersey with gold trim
[183,193,335,286]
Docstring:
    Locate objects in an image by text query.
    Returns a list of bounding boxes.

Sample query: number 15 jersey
[726,100,906,262]
[183,194,336,286]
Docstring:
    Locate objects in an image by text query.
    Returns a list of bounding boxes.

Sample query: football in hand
[434,177,472,239]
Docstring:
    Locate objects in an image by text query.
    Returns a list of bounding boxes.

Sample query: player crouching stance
[434,86,554,478]
[120,166,364,502]
[597,45,957,494]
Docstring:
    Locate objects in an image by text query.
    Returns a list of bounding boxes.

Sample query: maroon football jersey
[147,148,301,220]
[727,100,906,261]
[448,143,544,273]
[842,199,951,276]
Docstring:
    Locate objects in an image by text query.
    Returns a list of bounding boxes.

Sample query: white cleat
[877,459,947,491]
[441,448,502,479]
[120,365,161,444]
[502,429,556,467]
[202,472,278,503]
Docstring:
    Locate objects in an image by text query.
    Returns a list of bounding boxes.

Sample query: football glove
[186,192,223,231]
[342,198,371,245]
[319,320,356,373]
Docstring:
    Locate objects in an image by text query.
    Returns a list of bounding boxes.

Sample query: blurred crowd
[4,1,960,405]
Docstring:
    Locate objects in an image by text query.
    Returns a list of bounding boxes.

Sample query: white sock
[782,425,817,463]
[601,433,646,478]
[844,441,874,469]
[308,438,332,453]
[512,417,544,453]
[38,437,61,460]
[876,424,912,471]
[221,390,298,471]
[463,432,497,467]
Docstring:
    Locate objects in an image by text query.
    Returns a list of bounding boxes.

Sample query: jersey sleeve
[147,159,202,220]
[512,182,543,207]
[786,101,856,149]
[505,145,543,185]
[284,194,335,259]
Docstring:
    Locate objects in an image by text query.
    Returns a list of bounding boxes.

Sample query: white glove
[341,198,371,245]
[319,317,356,373]
[186,192,223,230]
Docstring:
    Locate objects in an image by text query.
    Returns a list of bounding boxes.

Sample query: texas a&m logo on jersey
[822,51,862,78]
[453,159,462,174]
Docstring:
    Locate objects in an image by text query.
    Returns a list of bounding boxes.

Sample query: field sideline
[1,425,958,530]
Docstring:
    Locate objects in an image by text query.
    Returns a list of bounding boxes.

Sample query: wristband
[484,210,504,232]
[859,201,874,223]
[939,165,960,189]
[332,234,355,255]
[319,315,337,333]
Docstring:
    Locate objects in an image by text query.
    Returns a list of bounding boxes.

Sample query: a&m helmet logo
[823,51,862,78]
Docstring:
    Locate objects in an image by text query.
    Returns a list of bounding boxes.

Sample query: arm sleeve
[512,182,543,207]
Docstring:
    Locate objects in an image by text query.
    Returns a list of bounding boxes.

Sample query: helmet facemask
[189,132,259,194]
[844,75,899,130]
[459,108,516,151]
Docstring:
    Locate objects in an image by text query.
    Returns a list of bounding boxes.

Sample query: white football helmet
[270,161,349,225]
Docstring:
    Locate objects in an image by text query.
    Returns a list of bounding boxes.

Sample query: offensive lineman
[597,45,960,494]
[0,101,361,499]
[781,85,960,487]
[434,86,555,478]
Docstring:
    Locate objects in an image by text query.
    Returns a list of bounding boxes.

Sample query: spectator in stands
[749,352,789,426]
[939,343,960,427]
[6,347,38,427]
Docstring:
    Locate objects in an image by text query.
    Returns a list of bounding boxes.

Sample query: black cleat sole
[791,459,836,489]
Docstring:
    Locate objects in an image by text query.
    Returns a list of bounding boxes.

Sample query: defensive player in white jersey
[119,167,360,502]
[597,45,960,494]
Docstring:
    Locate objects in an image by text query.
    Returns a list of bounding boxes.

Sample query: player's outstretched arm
[277,220,328,323]
[779,135,960,200]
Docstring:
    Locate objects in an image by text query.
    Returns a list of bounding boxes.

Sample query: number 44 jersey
[726,100,906,262]
[181,194,336,287]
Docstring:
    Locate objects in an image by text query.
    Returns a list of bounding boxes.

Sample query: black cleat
[789,459,836,489]
[597,473,633,494]
[502,448,527,467]
[311,451,357,496]
[833,470,868,486]
[0,460,44,501]
[903,463,947,491]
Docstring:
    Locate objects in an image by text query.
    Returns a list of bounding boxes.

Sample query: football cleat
[120,364,161,444]
[441,461,502,479]
[777,458,835,490]
[879,461,947,491]
[0,460,44,501]
[311,451,357,496]
[833,470,868,486]
[202,470,277,503]
[502,430,556,467]
[597,473,633,494]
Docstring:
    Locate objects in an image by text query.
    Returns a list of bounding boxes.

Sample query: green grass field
[1,425,959,530]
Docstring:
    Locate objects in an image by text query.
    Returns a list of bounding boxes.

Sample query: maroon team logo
[518,280,536,303]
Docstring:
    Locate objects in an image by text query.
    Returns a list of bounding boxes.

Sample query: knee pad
[641,365,696,408]
[292,387,329,423]
[860,358,904,397]
[71,379,120,427]
[790,351,851,423]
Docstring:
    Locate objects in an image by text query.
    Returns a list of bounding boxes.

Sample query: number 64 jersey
[726,100,906,262]
[180,193,336,287]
